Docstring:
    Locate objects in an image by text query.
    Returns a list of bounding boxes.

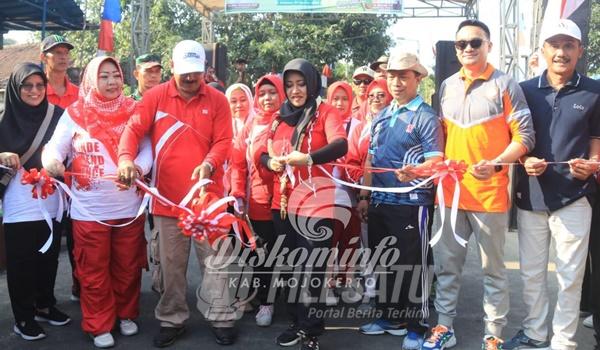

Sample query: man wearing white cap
[504,19,600,350]
[117,40,236,347]
[351,65,375,115]
[356,51,444,350]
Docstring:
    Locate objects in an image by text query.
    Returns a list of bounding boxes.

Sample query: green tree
[213,13,396,84]
[588,1,600,75]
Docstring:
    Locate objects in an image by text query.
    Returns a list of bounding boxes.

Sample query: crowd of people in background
[1,17,600,350]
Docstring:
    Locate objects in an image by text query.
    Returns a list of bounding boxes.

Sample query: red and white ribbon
[317,160,469,247]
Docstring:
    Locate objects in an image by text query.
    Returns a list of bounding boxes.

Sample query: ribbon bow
[21,168,56,199]
[177,191,256,249]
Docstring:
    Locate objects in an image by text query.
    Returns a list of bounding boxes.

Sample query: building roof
[0,43,40,89]
[0,0,88,31]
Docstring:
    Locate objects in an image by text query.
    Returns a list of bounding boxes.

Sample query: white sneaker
[119,319,138,336]
[93,332,115,348]
[256,305,274,327]
[583,315,594,329]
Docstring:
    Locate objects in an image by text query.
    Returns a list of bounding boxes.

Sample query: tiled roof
[0,44,41,89]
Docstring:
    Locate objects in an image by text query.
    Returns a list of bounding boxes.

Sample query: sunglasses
[20,83,46,92]
[454,38,487,51]
[353,78,373,86]
[368,93,387,100]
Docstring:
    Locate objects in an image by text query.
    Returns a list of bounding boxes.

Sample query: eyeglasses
[353,78,373,86]
[368,93,387,100]
[454,38,487,51]
[20,83,46,92]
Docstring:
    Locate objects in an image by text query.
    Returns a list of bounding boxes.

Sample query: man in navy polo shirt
[505,19,600,350]
[356,51,444,350]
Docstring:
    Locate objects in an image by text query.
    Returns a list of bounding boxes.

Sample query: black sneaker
[212,327,236,345]
[153,326,185,348]
[276,324,301,347]
[14,320,46,341]
[34,306,71,326]
[301,335,319,350]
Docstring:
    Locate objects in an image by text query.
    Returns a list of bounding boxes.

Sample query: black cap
[41,34,74,53]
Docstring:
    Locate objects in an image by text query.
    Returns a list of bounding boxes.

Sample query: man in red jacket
[117,40,235,348]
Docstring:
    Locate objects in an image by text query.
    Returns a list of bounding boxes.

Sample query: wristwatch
[494,164,503,172]
[358,194,370,201]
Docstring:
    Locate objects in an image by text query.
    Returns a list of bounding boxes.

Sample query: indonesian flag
[98,0,122,52]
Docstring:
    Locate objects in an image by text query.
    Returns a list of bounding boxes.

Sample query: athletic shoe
[34,306,71,326]
[93,332,115,348]
[13,320,46,341]
[153,326,185,348]
[300,335,319,350]
[422,325,457,349]
[359,318,408,336]
[119,319,138,336]
[503,330,550,349]
[584,315,594,329]
[403,331,425,350]
[256,305,274,327]
[276,324,301,346]
[482,335,503,350]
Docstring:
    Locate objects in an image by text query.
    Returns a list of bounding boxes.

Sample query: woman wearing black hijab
[262,58,348,350]
[0,63,70,341]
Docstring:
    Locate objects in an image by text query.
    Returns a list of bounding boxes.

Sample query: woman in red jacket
[230,74,284,327]
[345,79,392,304]
[262,58,348,350]
[324,81,362,304]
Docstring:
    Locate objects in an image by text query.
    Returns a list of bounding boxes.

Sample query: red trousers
[72,217,147,335]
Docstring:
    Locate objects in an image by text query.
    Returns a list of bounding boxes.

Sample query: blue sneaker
[422,325,457,349]
[359,319,407,336]
[503,330,550,350]
[403,331,425,350]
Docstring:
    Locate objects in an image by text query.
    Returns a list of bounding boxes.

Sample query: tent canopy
[0,0,89,31]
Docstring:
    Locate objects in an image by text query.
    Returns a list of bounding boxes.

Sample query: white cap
[172,40,205,75]
[352,66,375,79]
[540,19,582,45]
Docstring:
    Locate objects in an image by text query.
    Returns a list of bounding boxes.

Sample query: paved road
[0,230,596,350]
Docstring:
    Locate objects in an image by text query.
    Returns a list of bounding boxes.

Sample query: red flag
[98,19,114,52]
[98,0,121,52]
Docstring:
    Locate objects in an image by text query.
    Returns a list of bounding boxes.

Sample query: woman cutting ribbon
[0,62,69,342]
[42,56,152,348]
[261,58,347,350]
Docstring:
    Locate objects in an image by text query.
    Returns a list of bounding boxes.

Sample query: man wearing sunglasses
[351,65,375,115]
[504,19,600,350]
[423,19,535,350]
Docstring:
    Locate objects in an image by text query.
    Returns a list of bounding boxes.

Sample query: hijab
[253,74,284,123]
[326,81,353,122]
[357,78,392,121]
[0,62,62,169]
[226,83,256,138]
[68,56,136,163]
[279,58,322,148]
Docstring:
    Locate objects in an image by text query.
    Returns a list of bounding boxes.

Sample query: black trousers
[272,210,333,337]
[367,203,433,335]
[250,219,277,305]
[4,219,62,323]
[589,190,600,346]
